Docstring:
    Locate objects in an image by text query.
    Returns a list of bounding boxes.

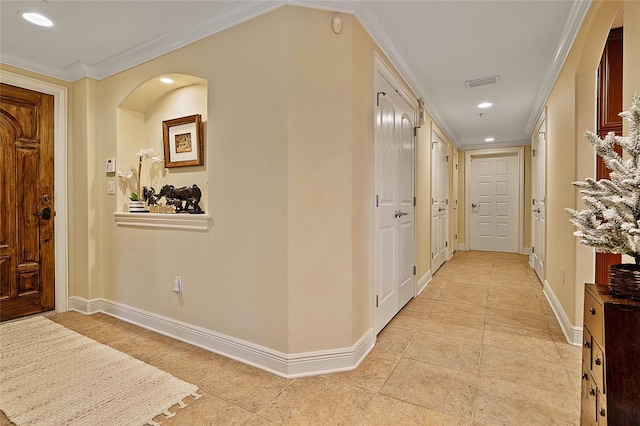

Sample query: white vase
[128,200,146,213]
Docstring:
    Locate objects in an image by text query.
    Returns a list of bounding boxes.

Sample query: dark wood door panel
[0,83,54,321]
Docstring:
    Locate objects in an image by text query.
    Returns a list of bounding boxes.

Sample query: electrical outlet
[173,276,182,293]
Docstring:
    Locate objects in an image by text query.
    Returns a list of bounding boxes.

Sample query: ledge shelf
[114,212,212,231]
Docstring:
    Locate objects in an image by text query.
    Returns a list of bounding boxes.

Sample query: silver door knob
[438,207,445,212]
[471,203,478,208]
[395,211,409,218]
[533,208,541,213]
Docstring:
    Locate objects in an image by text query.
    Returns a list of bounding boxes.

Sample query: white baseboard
[522,247,531,255]
[542,281,582,346]
[68,296,375,379]
[457,244,467,251]
[416,270,432,296]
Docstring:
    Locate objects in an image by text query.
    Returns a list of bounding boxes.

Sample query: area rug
[0,316,201,425]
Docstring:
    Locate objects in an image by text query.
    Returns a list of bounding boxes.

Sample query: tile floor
[1,251,582,425]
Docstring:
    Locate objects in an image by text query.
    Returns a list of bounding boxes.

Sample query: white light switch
[107,181,116,195]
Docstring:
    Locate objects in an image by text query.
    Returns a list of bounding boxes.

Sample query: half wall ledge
[113,212,212,231]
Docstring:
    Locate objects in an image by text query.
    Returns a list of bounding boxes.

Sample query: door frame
[372,53,417,332]
[1,71,69,313]
[464,146,524,253]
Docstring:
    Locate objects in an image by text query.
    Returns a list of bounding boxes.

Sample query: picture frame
[162,114,203,168]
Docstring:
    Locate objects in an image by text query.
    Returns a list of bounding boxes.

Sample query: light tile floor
[1,251,582,425]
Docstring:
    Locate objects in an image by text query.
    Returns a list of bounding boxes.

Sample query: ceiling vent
[465,75,500,88]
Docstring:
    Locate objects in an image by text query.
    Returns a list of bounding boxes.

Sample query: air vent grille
[465,75,500,88]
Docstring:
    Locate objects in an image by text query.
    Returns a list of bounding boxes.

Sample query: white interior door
[531,119,546,281]
[375,72,415,334]
[469,153,519,252]
[431,132,448,272]
[451,150,459,257]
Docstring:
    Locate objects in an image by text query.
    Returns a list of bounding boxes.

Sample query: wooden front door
[0,83,55,321]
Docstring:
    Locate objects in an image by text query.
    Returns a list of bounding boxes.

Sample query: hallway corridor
[2,251,581,425]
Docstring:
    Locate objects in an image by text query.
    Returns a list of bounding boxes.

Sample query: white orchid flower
[116,168,134,179]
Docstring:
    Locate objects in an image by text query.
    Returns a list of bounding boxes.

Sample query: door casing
[1,71,69,314]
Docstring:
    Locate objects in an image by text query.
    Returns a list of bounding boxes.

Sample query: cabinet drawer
[582,362,598,419]
[583,327,592,368]
[597,389,607,426]
[592,340,605,393]
[584,290,604,346]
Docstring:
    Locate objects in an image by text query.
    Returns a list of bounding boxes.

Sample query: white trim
[287,0,360,14]
[523,247,532,255]
[457,243,467,251]
[68,296,376,379]
[0,71,69,314]
[416,271,432,296]
[114,212,212,231]
[542,281,583,346]
[524,0,591,135]
[464,147,524,254]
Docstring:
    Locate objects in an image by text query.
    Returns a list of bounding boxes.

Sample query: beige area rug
[0,316,200,426]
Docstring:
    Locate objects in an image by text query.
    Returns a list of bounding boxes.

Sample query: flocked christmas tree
[566,92,640,265]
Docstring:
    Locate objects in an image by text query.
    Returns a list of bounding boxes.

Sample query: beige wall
[2,6,439,356]
[545,0,632,326]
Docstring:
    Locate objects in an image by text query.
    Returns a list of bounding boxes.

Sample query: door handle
[533,208,541,213]
[438,207,445,212]
[471,203,478,208]
[33,207,52,220]
[395,211,409,218]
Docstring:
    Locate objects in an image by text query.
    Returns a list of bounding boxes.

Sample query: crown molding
[525,0,591,135]
[355,3,461,149]
[0,50,71,82]
[287,0,360,14]
[2,1,287,82]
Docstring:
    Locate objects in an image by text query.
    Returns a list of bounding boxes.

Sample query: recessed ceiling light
[159,77,174,84]
[478,102,493,109]
[484,137,495,142]
[20,11,53,27]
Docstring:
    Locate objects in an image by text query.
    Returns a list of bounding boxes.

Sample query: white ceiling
[0,0,590,150]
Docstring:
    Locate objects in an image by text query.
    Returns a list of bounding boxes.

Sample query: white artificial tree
[566,92,640,266]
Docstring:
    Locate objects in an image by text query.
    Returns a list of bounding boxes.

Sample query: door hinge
[455,233,458,239]
[376,91,386,107]
[413,196,417,207]
[414,127,418,137]
[532,246,535,254]
[446,199,449,205]
[376,194,379,207]
[376,295,379,307]
[432,198,435,205]
[413,266,417,276]
[446,155,449,162]
[446,241,448,247]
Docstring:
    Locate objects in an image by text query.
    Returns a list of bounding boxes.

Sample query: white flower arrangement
[117,148,163,201]
[566,92,640,265]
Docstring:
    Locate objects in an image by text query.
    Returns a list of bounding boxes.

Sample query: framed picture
[162,114,203,168]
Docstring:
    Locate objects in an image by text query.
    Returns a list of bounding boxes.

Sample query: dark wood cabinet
[581,284,640,425]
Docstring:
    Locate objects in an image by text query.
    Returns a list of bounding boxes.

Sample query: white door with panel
[451,151,459,254]
[374,73,415,334]
[431,132,449,272]
[531,119,546,281]
[469,153,519,252]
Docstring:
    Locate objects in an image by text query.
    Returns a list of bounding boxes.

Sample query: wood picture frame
[162,114,203,168]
